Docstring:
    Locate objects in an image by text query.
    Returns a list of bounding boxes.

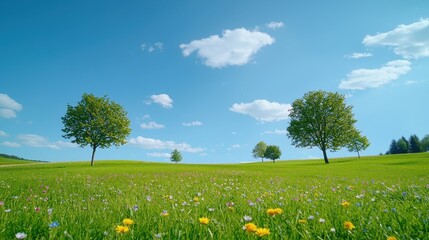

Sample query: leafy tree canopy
[252,141,268,162]
[264,145,281,163]
[170,149,182,163]
[287,90,361,164]
[61,93,131,166]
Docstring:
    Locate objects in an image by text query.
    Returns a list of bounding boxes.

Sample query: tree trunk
[322,149,329,164]
[261,158,264,162]
[91,146,96,166]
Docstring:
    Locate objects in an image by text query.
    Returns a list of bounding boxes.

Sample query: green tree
[421,134,429,152]
[408,134,422,153]
[396,138,408,154]
[287,90,360,164]
[170,149,182,163]
[61,93,131,166]
[388,139,399,154]
[264,145,281,163]
[252,141,268,162]
[346,130,370,158]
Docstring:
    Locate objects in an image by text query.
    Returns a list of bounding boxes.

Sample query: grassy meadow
[0,153,428,239]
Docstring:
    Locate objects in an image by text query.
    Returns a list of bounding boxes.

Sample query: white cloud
[1,141,20,148]
[266,21,284,29]
[228,144,241,151]
[0,130,8,137]
[263,129,288,135]
[183,121,203,127]
[345,52,373,59]
[363,18,429,59]
[339,60,411,90]
[16,134,77,149]
[128,136,204,153]
[147,152,171,158]
[180,28,274,68]
[140,121,165,129]
[230,99,291,122]
[149,94,173,108]
[141,42,163,53]
[0,94,22,118]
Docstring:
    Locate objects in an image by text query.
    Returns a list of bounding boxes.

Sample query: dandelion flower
[255,228,270,237]
[193,196,199,202]
[243,223,257,232]
[298,219,308,224]
[122,218,134,225]
[115,225,129,233]
[344,221,355,230]
[387,237,397,240]
[341,201,351,208]
[15,232,27,239]
[267,208,283,216]
[199,217,210,225]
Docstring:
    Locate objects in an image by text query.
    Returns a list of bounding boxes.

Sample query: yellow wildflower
[387,237,397,240]
[341,201,351,208]
[267,208,283,216]
[298,219,308,224]
[199,217,209,225]
[255,228,270,237]
[122,218,134,225]
[243,223,257,232]
[193,196,199,202]
[344,221,355,230]
[115,225,129,233]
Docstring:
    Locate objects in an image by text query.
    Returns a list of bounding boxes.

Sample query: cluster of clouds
[0,94,22,119]
[1,133,76,149]
[340,18,429,90]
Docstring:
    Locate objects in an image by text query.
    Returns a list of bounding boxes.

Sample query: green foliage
[61,93,131,166]
[346,131,370,158]
[264,145,281,163]
[421,134,429,152]
[408,134,422,153]
[170,149,182,163]
[287,90,361,163]
[252,141,267,162]
[0,153,428,239]
[388,139,399,154]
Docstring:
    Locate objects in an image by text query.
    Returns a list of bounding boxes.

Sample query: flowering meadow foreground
[0,153,428,239]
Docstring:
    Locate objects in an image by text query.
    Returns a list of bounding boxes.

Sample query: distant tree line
[386,134,429,154]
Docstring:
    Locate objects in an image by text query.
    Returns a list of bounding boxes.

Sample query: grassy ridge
[0,153,428,239]
[0,156,35,166]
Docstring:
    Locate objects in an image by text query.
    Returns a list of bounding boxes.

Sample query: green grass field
[0,153,428,239]
[0,156,35,166]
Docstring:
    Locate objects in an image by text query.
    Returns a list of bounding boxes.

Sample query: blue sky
[1,1,428,163]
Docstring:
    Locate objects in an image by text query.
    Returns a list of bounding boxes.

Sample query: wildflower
[344,221,355,230]
[199,217,209,225]
[208,208,215,212]
[47,208,53,215]
[132,205,139,211]
[298,219,308,224]
[115,225,129,233]
[122,218,134,225]
[243,215,252,222]
[243,223,257,232]
[255,228,270,237]
[308,215,314,220]
[193,196,199,202]
[49,221,60,228]
[267,208,283,216]
[4,209,11,213]
[319,218,325,224]
[15,232,27,239]
[34,207,40,212]
[341,201,350,208]
[226,201,234,207]
[0,201,4,206]
[387,237,397,240]
[160,210,169,217]
[330,228,336,232]
[146,196,152,202]
[154,233,163,238]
